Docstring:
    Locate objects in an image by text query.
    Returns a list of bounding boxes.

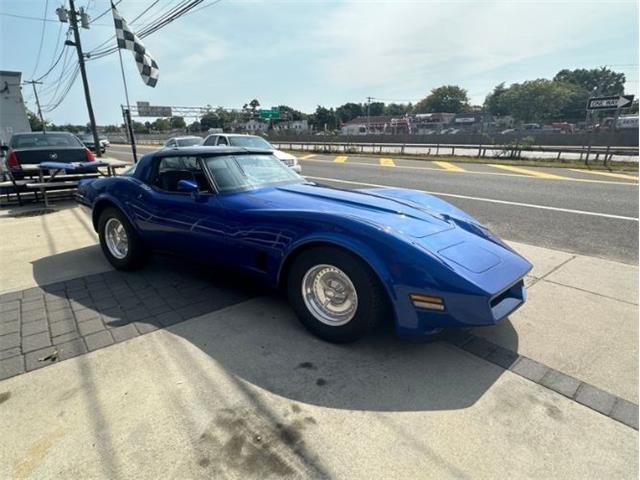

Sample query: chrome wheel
[105,217,129,260]
[302,264,358,326]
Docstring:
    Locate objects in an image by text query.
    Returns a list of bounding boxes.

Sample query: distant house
[243,119,268,133]
[341,115,410,135]
[273,119,309,133]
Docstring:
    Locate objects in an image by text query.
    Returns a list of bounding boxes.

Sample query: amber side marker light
[410,294,445,311]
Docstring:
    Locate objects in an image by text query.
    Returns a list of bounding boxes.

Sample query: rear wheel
[287,246,388,343]
[98,207,147,270]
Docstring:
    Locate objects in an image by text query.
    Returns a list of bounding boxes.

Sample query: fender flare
[91,193,141,235]
[277,232,399,313]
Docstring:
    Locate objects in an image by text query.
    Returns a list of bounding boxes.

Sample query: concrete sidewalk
[0,203,637,478]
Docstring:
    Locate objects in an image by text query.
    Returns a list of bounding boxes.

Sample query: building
[341,115,411,135]
[0,71,31,143]
[242,119,268,133]
[272,119,309,133]
[413,113,455,134]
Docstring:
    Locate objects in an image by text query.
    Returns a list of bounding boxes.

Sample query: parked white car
[202,133,301,173]
[163,136,204,148]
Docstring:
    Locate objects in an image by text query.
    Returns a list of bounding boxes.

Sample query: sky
[1,0,638,125]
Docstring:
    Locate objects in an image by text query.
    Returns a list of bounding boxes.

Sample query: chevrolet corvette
[76,147,532,342]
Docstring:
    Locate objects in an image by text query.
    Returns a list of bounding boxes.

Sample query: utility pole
[366,96,373,134]
[67,0,101,157]
[24,80,45,132]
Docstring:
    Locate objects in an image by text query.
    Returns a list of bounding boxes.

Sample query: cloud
[309,0,636,100]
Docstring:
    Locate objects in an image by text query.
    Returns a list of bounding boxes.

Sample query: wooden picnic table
[25,159,130,207]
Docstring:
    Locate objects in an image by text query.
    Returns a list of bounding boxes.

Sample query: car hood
[246,183,458,238]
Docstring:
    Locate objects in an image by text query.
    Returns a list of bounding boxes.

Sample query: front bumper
[394,279,528,337]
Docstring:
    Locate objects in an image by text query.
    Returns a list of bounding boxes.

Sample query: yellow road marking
[300,154,316,160]
[300,156,636,186]
[568,169,639,181]
[433,161,466,172]
[334,155,348,163]
[487,164,567,180]
[380,157,396,167]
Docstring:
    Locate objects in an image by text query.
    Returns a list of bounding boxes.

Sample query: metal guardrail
[270,140,639,164]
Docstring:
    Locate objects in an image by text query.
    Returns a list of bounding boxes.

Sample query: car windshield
[203,153,302,192]
[176,137,202,147]
[10,133,82,149]
[227,136,272,149]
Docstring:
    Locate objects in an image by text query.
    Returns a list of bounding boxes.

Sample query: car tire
[287,246,388,343]
[98,207,147,270]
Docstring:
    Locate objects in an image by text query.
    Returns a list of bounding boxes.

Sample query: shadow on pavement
[32,247,519,413]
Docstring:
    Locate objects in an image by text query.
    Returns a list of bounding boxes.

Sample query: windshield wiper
[231,156,248,177]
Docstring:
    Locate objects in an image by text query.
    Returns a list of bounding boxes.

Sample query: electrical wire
[89,0,123,24]
[28,0,50,80]
[87,0,207,60]
[42,65,81,112]
[34,25,68,82]
[86,0,170,56]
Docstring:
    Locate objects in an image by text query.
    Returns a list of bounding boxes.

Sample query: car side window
[151,156,211,193]
[217,136,228,146]
[203,136,217,146]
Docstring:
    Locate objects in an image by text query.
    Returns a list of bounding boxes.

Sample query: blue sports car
[77,147,532,343]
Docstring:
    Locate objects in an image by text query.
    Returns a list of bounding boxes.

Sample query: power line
[87,0,209,60]
[28,0,50,80]
[86,0,172,56]
[42,65,81,112]
[0,11,111,25]
[34,24,68,82]
[89,0,122,24]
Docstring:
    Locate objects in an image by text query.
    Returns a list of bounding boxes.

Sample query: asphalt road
[107,145,639,264]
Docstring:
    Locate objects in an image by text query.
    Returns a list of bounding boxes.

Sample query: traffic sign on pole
[259,107,280,120]
[587,95,634,111]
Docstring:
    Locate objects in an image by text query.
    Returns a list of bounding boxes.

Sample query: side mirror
[177,179,198,193]
[0,145,8,152]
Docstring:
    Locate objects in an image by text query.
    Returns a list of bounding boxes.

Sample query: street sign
[587,95,634,111]
[259,107,280,120]
[136,101,172,117]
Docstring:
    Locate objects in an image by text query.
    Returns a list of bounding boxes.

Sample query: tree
[554,67,625,96]
[277,105,306,121]
[335,102,363,123]
[200,112,222,130]
[249,99,260,112]
[187,121,201,132]
[151,118,171,131]
[132,121,147,134]
[368,102,385,116]
[27,110,44,131]
[384,103,412,116]
[170,116,186,130]
[484,83,509,116]
[498,79,585,123]
[414,85,470,113]
[309,106,339,131]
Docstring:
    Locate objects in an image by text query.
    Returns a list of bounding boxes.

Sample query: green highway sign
[259,107,280,120]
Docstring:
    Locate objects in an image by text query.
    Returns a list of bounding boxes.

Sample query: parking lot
[0,150,637,479]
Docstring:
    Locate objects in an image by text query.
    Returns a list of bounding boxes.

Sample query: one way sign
[587,95,635,110]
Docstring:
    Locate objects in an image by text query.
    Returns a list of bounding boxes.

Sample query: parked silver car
[202,133,301,173]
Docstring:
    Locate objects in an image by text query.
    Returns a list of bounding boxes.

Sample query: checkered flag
[111,3,159,87]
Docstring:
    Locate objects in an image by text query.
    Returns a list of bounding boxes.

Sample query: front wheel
[98,207,147,270]
[287,246,389,343]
